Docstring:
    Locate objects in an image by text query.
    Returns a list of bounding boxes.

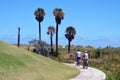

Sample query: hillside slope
[0,41,79,80]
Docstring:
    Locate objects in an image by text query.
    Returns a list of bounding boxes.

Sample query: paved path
[64,63,106,80]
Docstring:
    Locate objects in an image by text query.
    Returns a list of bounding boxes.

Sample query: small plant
[115,71,120,80]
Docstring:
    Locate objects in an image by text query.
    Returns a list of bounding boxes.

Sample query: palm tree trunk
[68,40,70,53]
[56,23,58,57]
[50,33,53,54]
[39,22,41,41]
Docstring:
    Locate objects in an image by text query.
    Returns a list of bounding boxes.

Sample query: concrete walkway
[64,63,106,80]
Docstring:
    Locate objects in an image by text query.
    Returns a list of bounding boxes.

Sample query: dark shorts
[76,57,81,66]
[77,57,81,60]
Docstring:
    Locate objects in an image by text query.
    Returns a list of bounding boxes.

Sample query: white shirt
[85,53,88,59]
[76,51,81,57]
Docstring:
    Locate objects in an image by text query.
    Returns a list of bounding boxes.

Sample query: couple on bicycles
[76,50,89,69]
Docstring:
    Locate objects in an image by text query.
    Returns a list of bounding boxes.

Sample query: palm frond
[53,8,64,19]
[47,26,55,35]
[65,26,76,35]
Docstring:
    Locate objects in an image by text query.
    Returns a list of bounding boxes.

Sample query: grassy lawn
[0,41,79,80]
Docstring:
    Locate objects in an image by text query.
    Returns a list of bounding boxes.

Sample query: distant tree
[65,26,76,53]
[53,8,64,56]
[34,8,45,41]
[47,26,55,54]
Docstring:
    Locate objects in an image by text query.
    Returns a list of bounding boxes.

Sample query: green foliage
[89,46,120,80]
[115,71,120,80]
[34,8,45,22]
[51,51,60,57]
[53,8,64,24]
[106,73,115,80]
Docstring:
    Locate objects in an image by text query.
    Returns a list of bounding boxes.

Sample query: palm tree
[34,8,45,41]
[53,8,64,56]
[65,26,76,53]
[47,26,55,54]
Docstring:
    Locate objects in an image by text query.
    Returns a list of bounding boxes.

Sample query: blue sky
[0,0,120,48]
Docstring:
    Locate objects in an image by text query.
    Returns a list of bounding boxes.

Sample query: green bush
[107,75,115,80]
[115,71,120,80]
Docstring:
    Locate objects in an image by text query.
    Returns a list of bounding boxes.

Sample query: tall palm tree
[47,26,55,54]
[34,8,45,41]
[53,8,64,56]
[65,26,76,53]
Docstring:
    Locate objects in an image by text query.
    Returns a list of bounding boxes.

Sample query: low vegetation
[57,45,120,80]
[89,47,120,80]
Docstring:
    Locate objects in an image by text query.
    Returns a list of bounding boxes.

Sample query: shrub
[29,39,51,56]
[115,71,120,80]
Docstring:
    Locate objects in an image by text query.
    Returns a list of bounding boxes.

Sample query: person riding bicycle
[76,49,81,66]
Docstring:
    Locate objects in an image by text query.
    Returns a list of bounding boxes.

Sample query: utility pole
[18,27,20,47]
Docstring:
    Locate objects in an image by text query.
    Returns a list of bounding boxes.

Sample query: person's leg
[83,60,85,69]
[78,57,80,66]
[86,60,88,69]
[85,59,88,69]
[76,57,79,66]
[79,57,81,66]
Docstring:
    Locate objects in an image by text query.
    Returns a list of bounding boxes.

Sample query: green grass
[0,41,79,80]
